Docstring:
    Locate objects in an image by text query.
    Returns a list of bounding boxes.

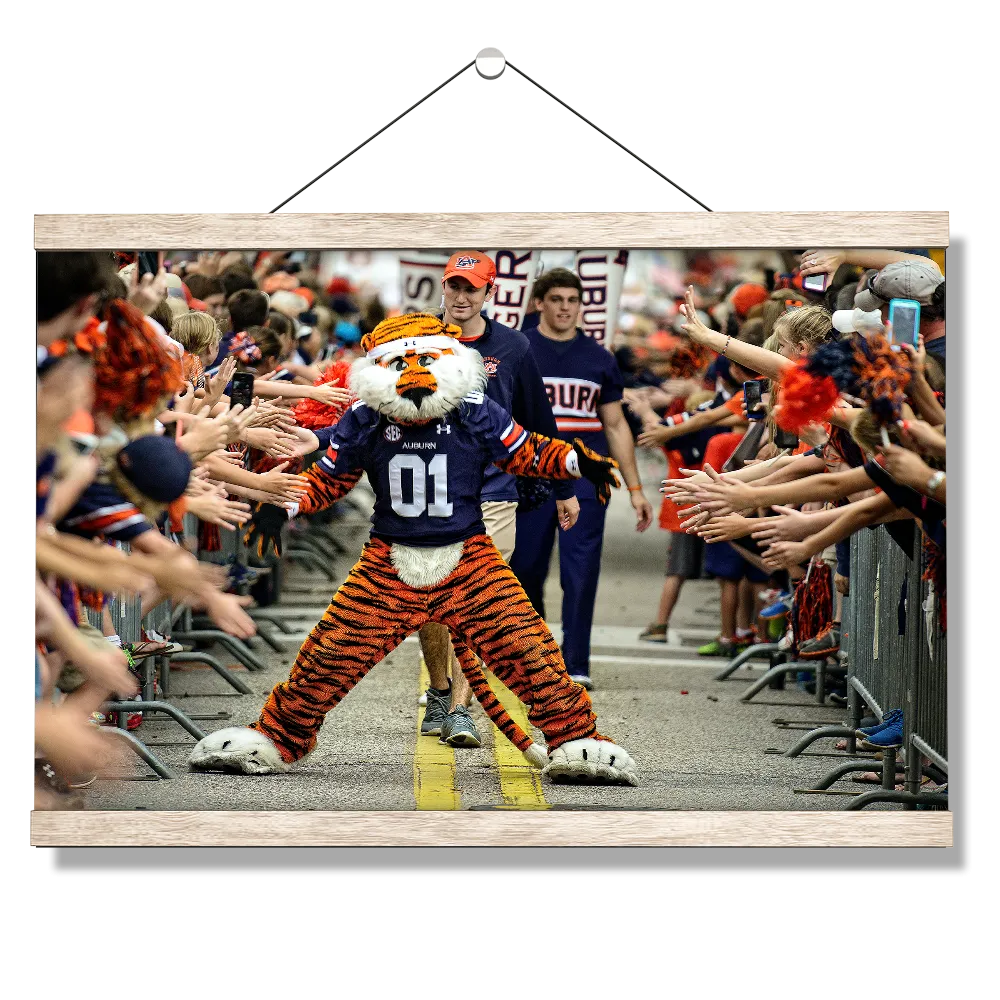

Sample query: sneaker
[766,616,786,641]
[798,624,841,659]
[860,715,903,750]
[440,706,481,748]
[698,638,735,658]
[568,673,594,690]
[420,687,450,736]
[760,595,792,620]
[857,708,903,737]
[638,623,668,643]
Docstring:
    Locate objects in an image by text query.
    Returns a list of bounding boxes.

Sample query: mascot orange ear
[361,314,462,356]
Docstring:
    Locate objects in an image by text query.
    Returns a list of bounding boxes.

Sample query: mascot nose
[402,387,434,408]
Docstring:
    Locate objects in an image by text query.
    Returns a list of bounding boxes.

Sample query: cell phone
[137,251,161,278]
[802,273,828,293]
[69,433,99,457]
[743,380,765,421]
[774,428,798,451]
[230,372,256,410]
[887,298,920,351]
[722,421,767,472]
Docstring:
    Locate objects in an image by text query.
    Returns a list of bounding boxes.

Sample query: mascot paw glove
[544,738,639,786]
[189,727,288,774]
[243,502,287,559]
[572,438,621,505]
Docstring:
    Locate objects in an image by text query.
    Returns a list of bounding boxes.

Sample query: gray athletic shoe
[420,688,450,736]
[440,706,482,748]
[569,673,594,691]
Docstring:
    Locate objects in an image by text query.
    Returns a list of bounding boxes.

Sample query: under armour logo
[436,423,452,434]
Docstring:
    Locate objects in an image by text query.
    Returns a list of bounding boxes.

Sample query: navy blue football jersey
[316,395,534,547]
[524,328,624,500]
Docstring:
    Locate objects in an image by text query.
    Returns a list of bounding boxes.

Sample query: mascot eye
[418,355,435,367]
[390,358,407,372]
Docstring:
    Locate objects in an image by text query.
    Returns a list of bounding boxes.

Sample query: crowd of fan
[620,249,946,753]
[34,250,369,807]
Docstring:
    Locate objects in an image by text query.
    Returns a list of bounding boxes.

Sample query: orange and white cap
[442,251,496,288]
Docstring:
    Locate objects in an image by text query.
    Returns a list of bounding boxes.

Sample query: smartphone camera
[229,372,256,410]
[802,273,828,293]
[743,380,765,421]
[887,298,921,352]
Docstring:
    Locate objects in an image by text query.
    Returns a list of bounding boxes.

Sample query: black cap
[115,436,193,503]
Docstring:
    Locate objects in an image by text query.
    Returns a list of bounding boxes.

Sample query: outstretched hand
[678,286,713,344]
[666,463,752,517]
[799,249,846,282]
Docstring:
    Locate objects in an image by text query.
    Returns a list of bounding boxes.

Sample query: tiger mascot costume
[190,314,639,786]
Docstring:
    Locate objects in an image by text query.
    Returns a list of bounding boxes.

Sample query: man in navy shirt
[511,268,653,689]
[418,251,578,748]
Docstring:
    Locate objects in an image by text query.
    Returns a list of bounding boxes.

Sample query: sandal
[638,623,668,643]
[851,771,883,784]
[124,640,170,660]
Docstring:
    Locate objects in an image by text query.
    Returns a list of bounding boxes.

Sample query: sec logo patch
[483,356,500,377]
[384,424,402,442]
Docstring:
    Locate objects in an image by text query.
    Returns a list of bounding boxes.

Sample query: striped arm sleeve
[295,444,362,515]
[494,431,576,480]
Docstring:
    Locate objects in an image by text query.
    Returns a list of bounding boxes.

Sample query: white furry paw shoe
[543,738,639,787]
[189,727,288,774]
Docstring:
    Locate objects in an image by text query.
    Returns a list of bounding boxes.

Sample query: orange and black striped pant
[252,533,599,762]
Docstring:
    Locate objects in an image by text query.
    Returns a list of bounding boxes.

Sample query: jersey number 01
[387,454,453,518]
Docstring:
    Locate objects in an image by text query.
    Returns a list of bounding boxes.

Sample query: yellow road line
[486,673,550,810]
[413,657,460,810]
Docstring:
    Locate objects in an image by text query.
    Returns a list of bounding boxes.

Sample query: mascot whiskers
[190,314,639,786]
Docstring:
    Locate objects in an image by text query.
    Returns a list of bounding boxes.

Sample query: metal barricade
[89,544,208,780]
[788,524,947,809]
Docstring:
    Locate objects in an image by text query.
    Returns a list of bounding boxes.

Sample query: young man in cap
[852,261,946,365]
[418,250,579,748]
[510,268,653,690]
[799,250,946,364]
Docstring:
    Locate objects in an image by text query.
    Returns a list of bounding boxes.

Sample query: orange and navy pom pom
[669,340,713,380]
[775,361,840,432]
[851,333,912,426]
[93,299,183,421]
[806,339,858,392]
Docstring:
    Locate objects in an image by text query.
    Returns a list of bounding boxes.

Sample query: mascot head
[350,313,486,423]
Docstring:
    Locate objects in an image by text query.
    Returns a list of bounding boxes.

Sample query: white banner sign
[398,252,449,315]
[487,249,541,331]
[573,249,629,350]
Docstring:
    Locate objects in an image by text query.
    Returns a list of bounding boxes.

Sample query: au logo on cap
[455,257,478,269]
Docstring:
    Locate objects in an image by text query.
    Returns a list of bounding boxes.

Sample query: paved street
[90,453,867,812]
